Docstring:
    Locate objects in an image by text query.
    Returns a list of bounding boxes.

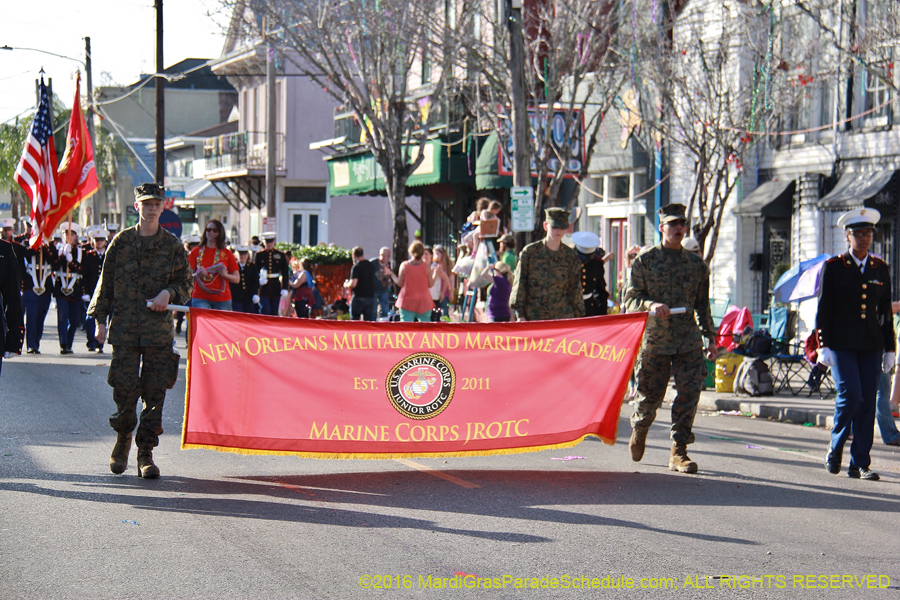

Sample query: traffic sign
[510,186,535,232]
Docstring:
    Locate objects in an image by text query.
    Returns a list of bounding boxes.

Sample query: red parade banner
[182,310,647,459]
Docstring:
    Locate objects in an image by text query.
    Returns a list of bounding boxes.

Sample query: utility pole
[85,36,99,225]
[508,0,531,241]
[154,0,165,185]
[508,0,529,188]
[266,38,277,220]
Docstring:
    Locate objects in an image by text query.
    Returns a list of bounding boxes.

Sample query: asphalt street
[1,321,899,599]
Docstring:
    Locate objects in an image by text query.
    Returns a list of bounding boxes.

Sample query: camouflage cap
[658,203,687,224]
[544,207,570,229]
[134,182,166,202]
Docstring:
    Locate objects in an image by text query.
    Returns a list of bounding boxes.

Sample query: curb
[697,396,834,429]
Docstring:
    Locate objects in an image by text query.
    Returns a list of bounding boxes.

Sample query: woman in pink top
[384,241,437,322]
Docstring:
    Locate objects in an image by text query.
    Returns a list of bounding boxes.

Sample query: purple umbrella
[773,253,832,303]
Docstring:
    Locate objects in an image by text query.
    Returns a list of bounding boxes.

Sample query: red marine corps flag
[50,73,99,235]
[13,77,58,249]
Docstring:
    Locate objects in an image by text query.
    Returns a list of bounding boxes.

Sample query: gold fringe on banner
[180,433,616,459]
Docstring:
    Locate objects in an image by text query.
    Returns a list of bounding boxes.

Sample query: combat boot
[109,433,132,474]
[629,429,647,462]
[136,448,160,479]
[669,443,698,474]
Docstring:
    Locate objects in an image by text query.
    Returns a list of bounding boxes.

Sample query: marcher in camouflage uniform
[625,204,717,473]
[510,208,584,321]
[88,183,193,479]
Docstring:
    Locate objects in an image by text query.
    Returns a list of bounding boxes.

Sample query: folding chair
[710,297,731,328]
[765,307,807,393]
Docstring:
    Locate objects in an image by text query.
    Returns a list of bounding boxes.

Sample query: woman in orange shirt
[188,219,240,310]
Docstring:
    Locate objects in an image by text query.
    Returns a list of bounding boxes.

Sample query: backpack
[733,357,774,396]
[747,330,773,356]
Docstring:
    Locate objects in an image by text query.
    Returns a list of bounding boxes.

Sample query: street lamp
[1,44,85,67]
[2,40,100,225]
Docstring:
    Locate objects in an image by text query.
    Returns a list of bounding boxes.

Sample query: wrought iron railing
[203,131,285,173]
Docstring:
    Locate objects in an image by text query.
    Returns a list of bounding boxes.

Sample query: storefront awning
[817,171,895,210]
[475,132,512,190]
[327,140,443,196]
[733,179,795,217]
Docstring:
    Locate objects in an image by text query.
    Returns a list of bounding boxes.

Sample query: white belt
[266,274,281,278]
[583,293,592,300]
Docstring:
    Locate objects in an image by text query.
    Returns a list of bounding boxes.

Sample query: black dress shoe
[848,467,880,481]
[26,348,38,354]
[825,448,841,474]
[885,439,900,447]
[60,348,74,355]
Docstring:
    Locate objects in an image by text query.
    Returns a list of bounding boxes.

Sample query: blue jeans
[876,371,900,444]
[351,296,377,321]
[191,299,233,311]
[399,308,431,322]
[56,297,83,349]
[232,301,258,314]
[375,290,391,318]
[830,349,881,470]
[22,289,51,351]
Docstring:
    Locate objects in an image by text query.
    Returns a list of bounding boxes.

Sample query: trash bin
[715,352,743,393]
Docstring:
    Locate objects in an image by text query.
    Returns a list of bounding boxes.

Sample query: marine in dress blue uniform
[254,232,290,316]
[817,208,895,481]
[52,222,85,355]
[230,246,260,314]
[82,226,109,352]
[572,231,609,316]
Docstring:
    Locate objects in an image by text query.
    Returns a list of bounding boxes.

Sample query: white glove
[884,352,896,374]
[280,289,289,298]
[65,253,73,263]
[57,244,67,257]
[81,295,90,302]
[817,347,835,368]
[258,269,268,286]
[252,295,260,304]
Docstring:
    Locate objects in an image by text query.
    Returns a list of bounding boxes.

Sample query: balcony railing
[204,131,285,174]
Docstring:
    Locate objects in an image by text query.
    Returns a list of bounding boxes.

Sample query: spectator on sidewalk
[384,241,437,322]
[344,247,378,321]
[188,219,240,311]
[482,261,513,322]
[818,208,895,481]
[290,258,317,318]
[372,246,393,319]
[429,245,453,320]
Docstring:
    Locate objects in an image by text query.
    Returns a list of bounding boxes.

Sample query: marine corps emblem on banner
[386,352,456,420]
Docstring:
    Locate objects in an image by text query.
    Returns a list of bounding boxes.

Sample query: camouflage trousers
[108,345,179,449]
[630,348,706,445]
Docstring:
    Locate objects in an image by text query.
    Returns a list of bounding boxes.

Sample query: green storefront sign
[327,140,442,195]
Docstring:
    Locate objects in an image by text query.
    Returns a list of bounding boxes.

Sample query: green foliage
[0,118,31,193]
[276,243,352,265]
[772,262,790,287]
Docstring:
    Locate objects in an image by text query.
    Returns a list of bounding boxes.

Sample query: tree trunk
[384,176,410,272]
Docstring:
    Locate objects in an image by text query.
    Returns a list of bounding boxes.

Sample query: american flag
[14,78,58,249]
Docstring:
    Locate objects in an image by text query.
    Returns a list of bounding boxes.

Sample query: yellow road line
[394,458,480,488]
